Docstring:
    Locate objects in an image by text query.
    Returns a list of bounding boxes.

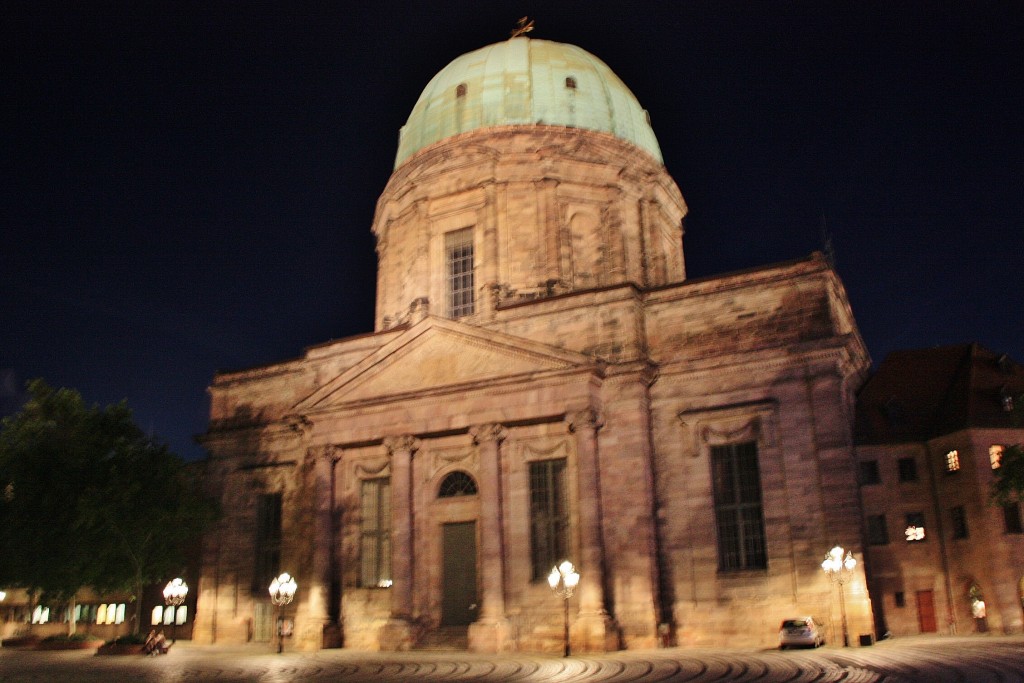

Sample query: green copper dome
[394,37,663,168]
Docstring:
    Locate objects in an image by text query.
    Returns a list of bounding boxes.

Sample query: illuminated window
[32,605,49,624]
[530,458,569,581]
[859,460,881,485]
[445,228,475,318]
[905,512,926,542]
[898,457,918,482]
[155,605,185,626]
[951,506,969,539]
[96,603,125,625]
[360,478,391,588]
[991,445,1004,469]
[867,514,889,545]
[711,441,767,571]
[1004,504,1023,534]
[945,450,960,472]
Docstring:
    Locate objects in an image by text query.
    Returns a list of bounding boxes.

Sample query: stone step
[415,626,469,651]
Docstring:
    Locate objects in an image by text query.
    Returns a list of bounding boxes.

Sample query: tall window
[711,441,767,571]
[253,493,282,593]
[360,478,392,587]
[945,450,961,473]
[991,445,1004,469]
[859,460,881,485]
[446,228,475,318]
[529,459,568,581]
[905,512,926,542]
[1003,504,1023,535]
[867,514,889,545]
[950,506,969,539]
[898,456,918,482]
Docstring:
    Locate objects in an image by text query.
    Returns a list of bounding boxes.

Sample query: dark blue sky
[3,1,1022,461]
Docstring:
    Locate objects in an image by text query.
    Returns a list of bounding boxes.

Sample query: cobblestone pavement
[2,636,1022,682]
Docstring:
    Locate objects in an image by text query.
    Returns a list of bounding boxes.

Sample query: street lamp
[547,560,580,657]
[162,578,188,644]
[821,545,857,647]
[269,572,298,654]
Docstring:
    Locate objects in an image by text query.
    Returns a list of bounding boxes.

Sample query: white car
[779,617,824,649]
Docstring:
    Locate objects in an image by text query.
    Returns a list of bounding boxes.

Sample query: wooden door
[916,590,937,633]
[441,522,478,626]
[253,602,274,642]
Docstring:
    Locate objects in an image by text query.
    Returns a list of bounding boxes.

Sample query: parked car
[779,617,824,649]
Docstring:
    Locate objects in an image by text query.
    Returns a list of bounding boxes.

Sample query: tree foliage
[991,443,1024,506]
[0,380,214,631]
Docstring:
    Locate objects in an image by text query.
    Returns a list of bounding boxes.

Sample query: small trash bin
[859,634,874,646]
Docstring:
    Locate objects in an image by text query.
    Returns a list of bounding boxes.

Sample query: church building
[194,35,875,652]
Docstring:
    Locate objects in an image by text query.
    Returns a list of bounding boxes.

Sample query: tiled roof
[854,343,1024,444]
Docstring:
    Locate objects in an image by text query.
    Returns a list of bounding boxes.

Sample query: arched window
[456,83,467,98]
[438,471,478,498]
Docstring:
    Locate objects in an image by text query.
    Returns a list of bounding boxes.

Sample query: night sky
[4,2,1022,461]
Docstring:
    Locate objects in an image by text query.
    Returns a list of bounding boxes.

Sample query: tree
[0,380,213,633]
[992,444,1024,506]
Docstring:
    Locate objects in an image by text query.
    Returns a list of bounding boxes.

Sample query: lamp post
[547,560,580,657]
[162,578,188,644]
[269,572,297,654]
[821,545,857,647]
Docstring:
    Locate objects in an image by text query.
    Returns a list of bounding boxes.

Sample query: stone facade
[193,37,874,653]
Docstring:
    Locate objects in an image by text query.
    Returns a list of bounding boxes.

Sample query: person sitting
[143,630,158,655]
[152,630,169,655]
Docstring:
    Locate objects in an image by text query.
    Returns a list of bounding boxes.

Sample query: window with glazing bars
[446,228,475,318]
[360,478,392,587]
[253,493,282,593]
[529,459,568,581]
[711,441,767,571]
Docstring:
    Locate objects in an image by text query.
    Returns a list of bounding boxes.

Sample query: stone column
[468,424,512,652]
[298,445,335,650]
[379,435,420,650]
[568,408,619,651]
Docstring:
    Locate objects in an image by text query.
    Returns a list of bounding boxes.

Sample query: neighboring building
[194,36,874,653]
[0,584,195,642]
[855,344,1024,637]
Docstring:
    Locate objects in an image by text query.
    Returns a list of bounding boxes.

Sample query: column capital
[470,423,507,445]
[384,435,420,456]
[568,407,604,434]
[287,414,313,435]
[305,444,340,463]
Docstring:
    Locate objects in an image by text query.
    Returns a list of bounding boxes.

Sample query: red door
[916,590,937,633]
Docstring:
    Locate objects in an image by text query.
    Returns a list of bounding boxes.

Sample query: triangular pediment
[296,316,593,411]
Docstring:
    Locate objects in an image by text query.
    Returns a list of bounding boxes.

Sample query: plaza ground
[2,634,1023,682]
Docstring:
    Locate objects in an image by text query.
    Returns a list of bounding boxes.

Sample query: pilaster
[379,435,420,650]
[568,408,620,651]
[467,423,513,652]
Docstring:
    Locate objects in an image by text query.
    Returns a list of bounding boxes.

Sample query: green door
[441,522,478,626]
